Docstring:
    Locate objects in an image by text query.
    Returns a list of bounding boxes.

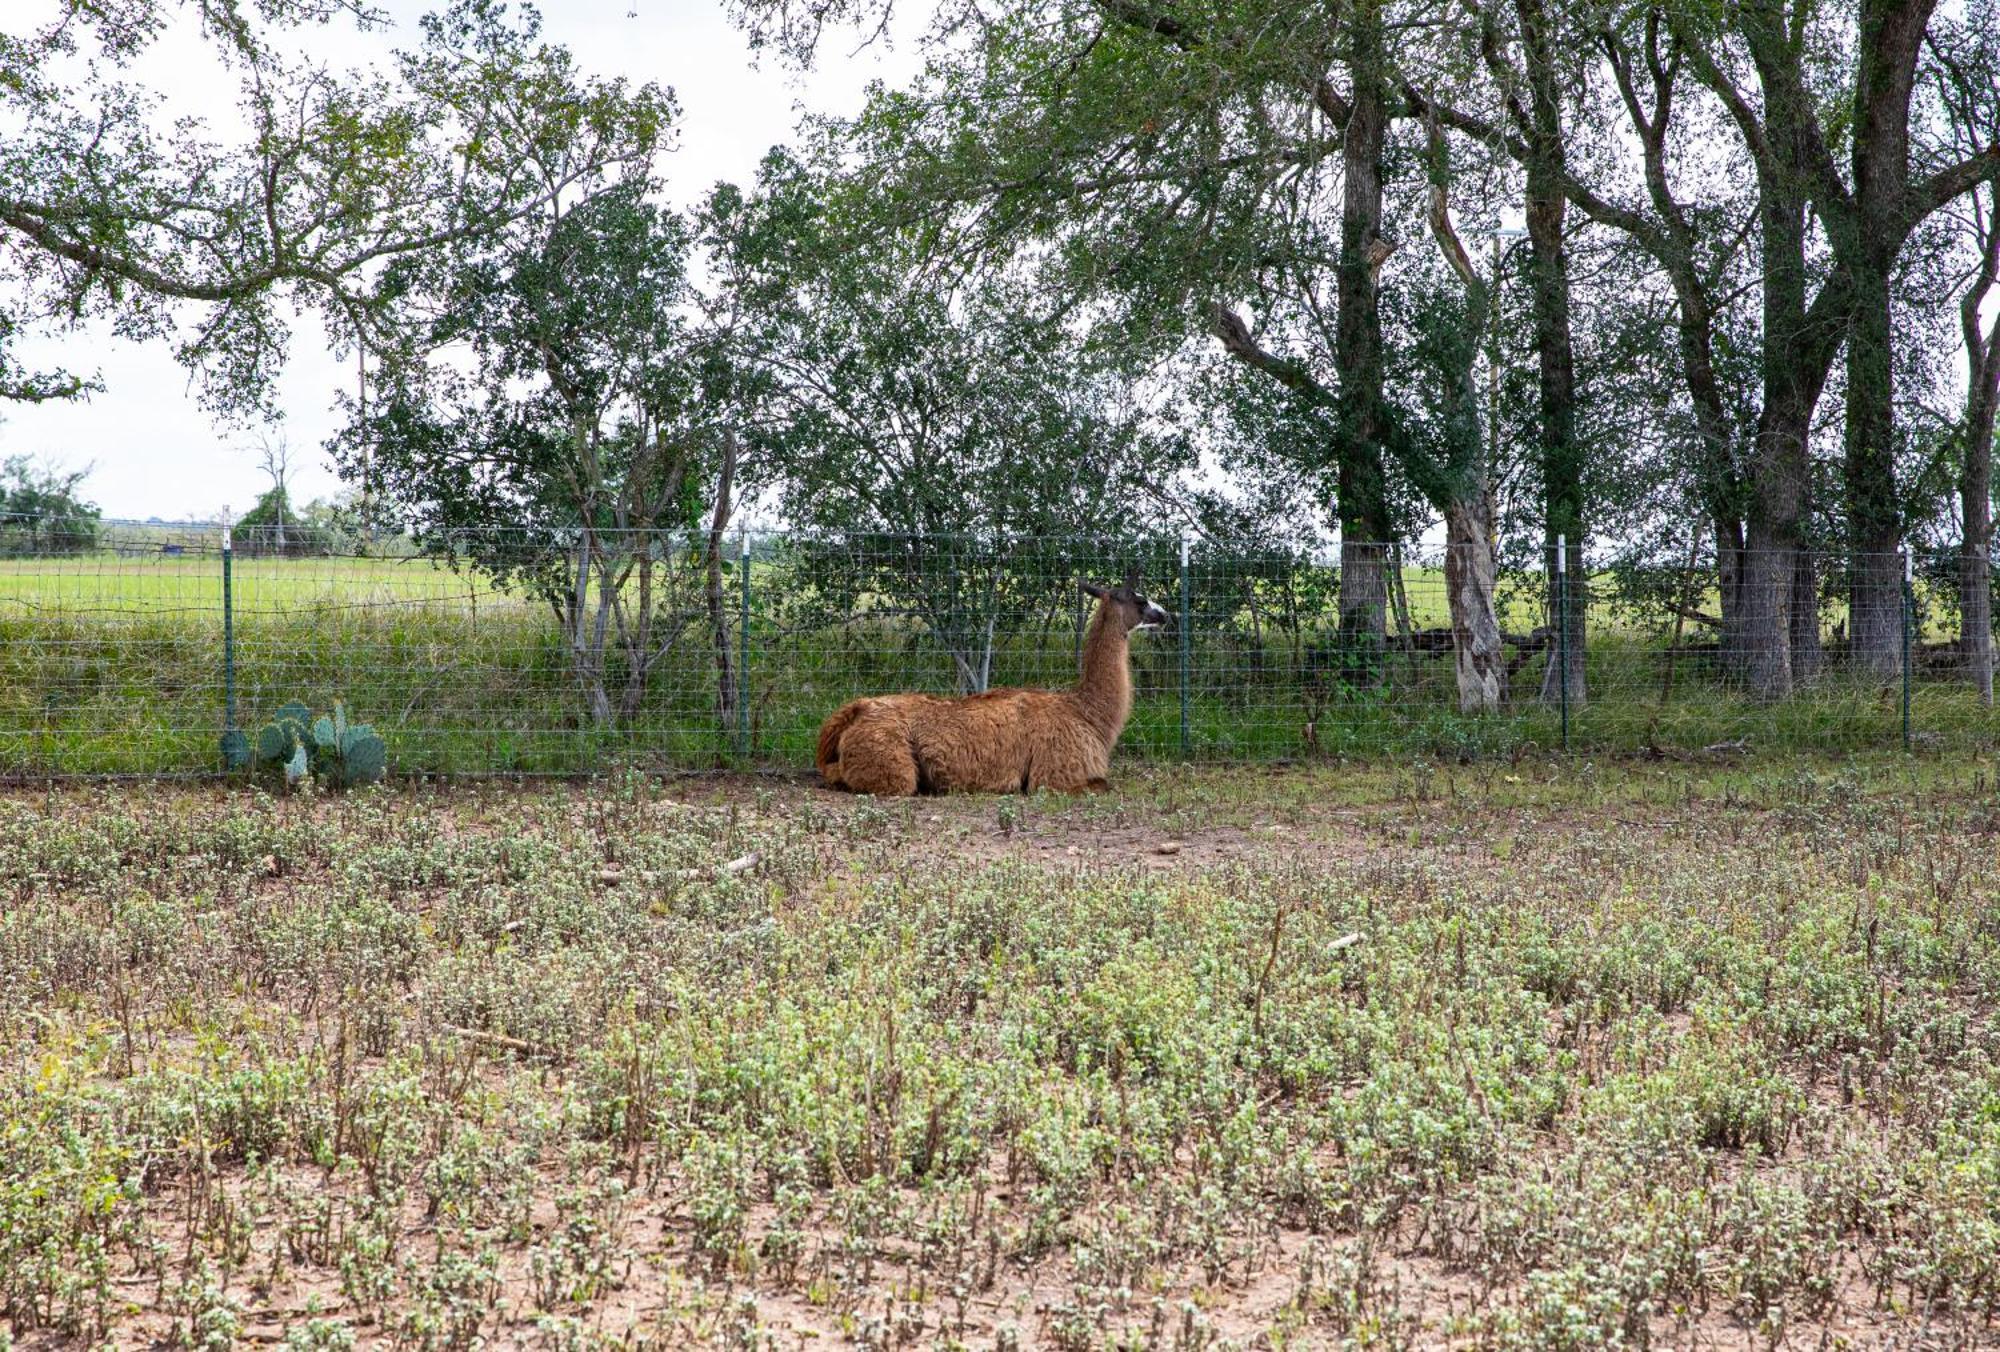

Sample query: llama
[815,575,1169,795]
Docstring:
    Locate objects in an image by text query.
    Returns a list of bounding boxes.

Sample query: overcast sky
[4,0,915,522]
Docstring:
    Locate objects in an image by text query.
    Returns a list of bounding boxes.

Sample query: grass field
[4,759,2000,1347]
[1,547,1995,775]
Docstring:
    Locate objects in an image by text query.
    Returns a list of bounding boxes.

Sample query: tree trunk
[618,545,654,722]
[1964,465,1993,706]
[1837,0,1934,676]
[1959,330,1996,702]
[705,436,739,733]
[1790,547,1823,685]
[586,551,617,728]
[1716,517,1748,674]
[1739,525,1792,699]
[1738,168,1830,699]
[1444,497,1507,713]
[1844,260,1904,677]
[1670,273,1749,672]
[1516,0,1585,710]
[1333,0,1393,684]
[1957,201,1999,705]
[565,536,615,728]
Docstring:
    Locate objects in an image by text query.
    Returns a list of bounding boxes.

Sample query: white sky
[3,0,916,522]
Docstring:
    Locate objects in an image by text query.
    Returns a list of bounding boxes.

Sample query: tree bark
[705,434,739,734]
[1844,259,1904,675]
[1964,423,1995,705]
[1838,0,1931,676]
[1419,115,1508,715]
[1738,522,1793,698]
[1715,516,1748,675]
[1512,0,1585,709]
[1960,204,2000,704]
[1444,497,1507,713]
[1790,547,1823,685]
[1333,0,1394,681]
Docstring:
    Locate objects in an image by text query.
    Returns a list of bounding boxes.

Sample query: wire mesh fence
[0,515,1993,778]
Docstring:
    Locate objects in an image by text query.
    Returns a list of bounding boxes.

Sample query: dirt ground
[5,760,2000,1349]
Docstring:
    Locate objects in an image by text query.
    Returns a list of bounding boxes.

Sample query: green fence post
[1556,532,1570,753]
[1902,547,1912,752]
[1179,536,1191,760]
[218,516,247,772]
[737,526,752,763]
[223,521,237,733]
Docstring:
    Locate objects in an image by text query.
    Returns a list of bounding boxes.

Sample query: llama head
[1081,572,1170,634]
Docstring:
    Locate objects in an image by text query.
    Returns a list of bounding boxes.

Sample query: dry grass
[3,759,1999,1348]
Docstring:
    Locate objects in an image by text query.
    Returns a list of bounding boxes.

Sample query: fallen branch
[598,850,763,888]
[1666,602,1724,628]
[441,1024,567,1061]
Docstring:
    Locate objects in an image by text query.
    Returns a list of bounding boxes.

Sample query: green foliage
[714,152,1189,690]
[343,128,711,725]
[235,487,349,557]
[250,699,386,789]
[0,456,98,555]
[1,0,665,416]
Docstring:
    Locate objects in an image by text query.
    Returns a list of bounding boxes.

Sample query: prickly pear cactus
[248,699,388,790]
[254,722,292,765]
[340,725,388,785]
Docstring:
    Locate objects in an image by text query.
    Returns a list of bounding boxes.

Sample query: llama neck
[1071,603,1133,740]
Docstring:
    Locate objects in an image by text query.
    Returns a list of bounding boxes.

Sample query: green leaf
[284,741,310,787]
[313,716,337,750]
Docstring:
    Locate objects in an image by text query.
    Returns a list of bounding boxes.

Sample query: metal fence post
[1902,548,1913,752]
[1178,535,1191,760]
[1556,533,1570,753]
[223,516,236,737]
[736,527,752,763]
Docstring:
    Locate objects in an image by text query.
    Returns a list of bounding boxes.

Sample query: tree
[244,433,296,553]
[1651,0,2000,686]
[338,122,721,727]
[718,156,1183,693]
[1933,5,2000,703]
[731,0,1648,710]
[2,0,661,415]
[1407,114,1510,712]
[0,453,99,554]
[744,0,1408,675]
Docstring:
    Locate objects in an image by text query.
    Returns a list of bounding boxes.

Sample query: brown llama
[816,574,1169,795]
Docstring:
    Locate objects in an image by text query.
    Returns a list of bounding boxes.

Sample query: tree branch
[1209,303,1336,404]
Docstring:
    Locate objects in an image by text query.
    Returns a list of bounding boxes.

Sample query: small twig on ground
[442,1024,566,1061]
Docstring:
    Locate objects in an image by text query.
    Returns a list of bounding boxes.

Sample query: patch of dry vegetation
[2,762,1999,1348]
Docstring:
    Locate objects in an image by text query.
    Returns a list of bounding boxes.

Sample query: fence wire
[0,517,1993,777]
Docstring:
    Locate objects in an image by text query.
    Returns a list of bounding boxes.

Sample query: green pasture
[1,548,1993,776]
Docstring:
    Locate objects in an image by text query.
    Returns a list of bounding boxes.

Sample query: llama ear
[1080,581,1107,599]
[1122,567,1140,592]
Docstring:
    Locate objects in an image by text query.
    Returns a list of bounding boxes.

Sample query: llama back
[814,697,873,784]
